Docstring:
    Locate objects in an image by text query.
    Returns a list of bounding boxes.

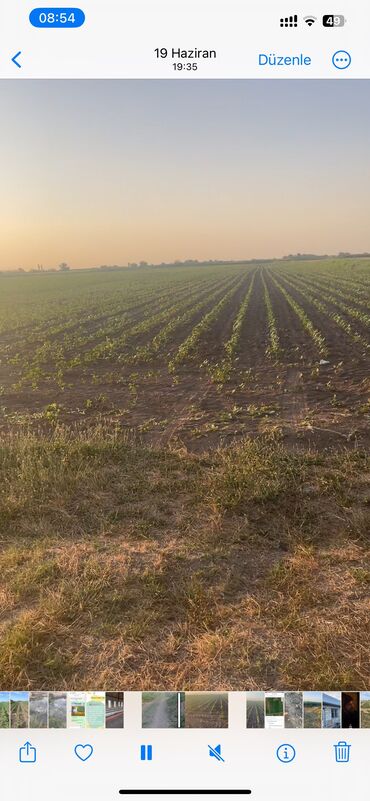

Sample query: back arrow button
[12,51,22,68]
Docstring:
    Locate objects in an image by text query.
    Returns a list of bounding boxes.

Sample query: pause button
[140,744,153,761]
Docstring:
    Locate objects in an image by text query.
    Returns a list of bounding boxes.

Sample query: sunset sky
[1,79,369,269]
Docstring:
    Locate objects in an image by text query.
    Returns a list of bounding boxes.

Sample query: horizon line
[1,251,370,274]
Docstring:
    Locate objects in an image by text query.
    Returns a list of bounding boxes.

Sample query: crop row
[283,272,370,326]
[122,271,246,366]
[268,271,328,356]
[2,273,209,362]
[280,259,370,288]
[207,270,257,382]
[7,271,245,390]
[307,273,370,300]
[168,272,250,372]
[261,272,281,358]
[7,282,197,388]
[276,273,370,352]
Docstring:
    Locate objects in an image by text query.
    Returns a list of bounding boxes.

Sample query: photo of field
[29,691,48,728]
[184,692,228,728]
[0,258,369,692]
[246,691,265,728]
[48,692,67,728]
[303,692,322,728]
[10,692,29,728]
[0,692,10,728]
[0,80,369,691]
[142,692,182,728]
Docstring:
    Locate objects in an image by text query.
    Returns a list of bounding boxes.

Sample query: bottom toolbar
[0,728,368,801]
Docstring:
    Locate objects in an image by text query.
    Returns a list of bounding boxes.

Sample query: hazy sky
[1,80,369,269]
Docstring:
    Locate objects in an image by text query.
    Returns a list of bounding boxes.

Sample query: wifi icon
[304,15,317,26]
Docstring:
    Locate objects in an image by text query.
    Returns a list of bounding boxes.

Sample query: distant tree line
[1,253,370,275]
[282,252,370,261]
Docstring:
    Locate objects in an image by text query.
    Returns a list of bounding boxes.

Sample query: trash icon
[334,741,351,763]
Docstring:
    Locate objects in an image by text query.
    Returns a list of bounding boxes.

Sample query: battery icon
[323,14,346,26]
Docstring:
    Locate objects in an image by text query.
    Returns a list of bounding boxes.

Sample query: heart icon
[74,743,94,762]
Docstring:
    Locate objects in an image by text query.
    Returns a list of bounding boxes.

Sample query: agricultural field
[0,259,369,448]
[303,699,322,729]
[48,693,67,728]
[142,692,180,728]
[10,695,29,728]
[0,259,369,690]
[29,691,48,728]
[0,695,10,728]
[184,692,228,728]
[246,692,265,728]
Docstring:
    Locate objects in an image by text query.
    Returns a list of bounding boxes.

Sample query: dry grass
[0,425,369,689]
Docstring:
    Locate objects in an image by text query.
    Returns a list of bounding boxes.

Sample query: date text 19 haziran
[154,47,217,60]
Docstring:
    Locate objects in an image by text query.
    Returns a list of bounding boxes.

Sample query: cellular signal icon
[304,15,317,25]
[280,13,298,27]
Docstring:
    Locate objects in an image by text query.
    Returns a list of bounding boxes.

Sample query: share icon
[208,744,225,762]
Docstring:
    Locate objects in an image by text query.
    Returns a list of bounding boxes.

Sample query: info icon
[276,743,296,763]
